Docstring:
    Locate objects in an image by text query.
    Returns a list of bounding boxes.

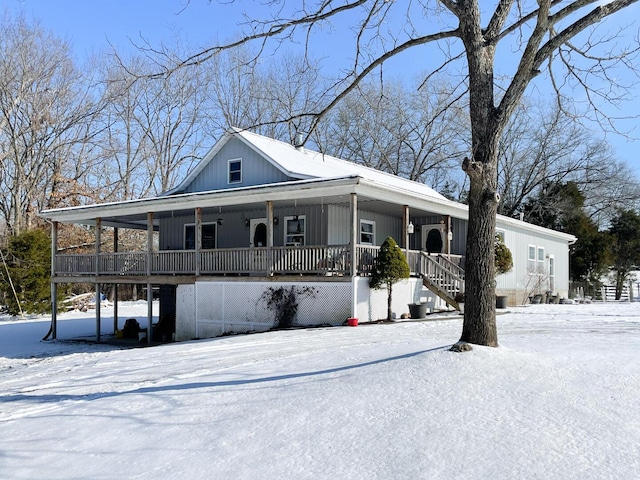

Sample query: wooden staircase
[419,253,465,311]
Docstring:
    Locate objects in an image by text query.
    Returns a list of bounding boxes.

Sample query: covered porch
[43,176,468,344]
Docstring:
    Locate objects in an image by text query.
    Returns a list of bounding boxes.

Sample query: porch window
[228,158,242,184]
[284,215,305,246]
[184,223,217,249]
[360,220,375,245]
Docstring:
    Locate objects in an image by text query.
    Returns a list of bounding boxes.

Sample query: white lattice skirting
[176,280,353,340]
[175,277,442,341]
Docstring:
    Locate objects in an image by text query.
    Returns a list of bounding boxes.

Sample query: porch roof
[40,175,465,228]
[39,173,576,243]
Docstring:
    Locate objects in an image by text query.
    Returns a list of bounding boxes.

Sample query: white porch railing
[54,246,464,281]
[420,252,465,305]
[55,245,353,277]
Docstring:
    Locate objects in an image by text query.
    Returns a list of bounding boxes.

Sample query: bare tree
[316,78,467,192]
[0,13,102,236]
[205,46,327,143]
[496,101,636,220]
[99,48,209,199]
[154,0,639,347]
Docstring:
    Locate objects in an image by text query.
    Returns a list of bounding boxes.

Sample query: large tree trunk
[461,155,499,346]
[456,4,503,347]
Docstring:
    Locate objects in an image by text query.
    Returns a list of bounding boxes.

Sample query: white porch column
[349,193,358,277]
[95,218,101,343]
[50,221,58,340]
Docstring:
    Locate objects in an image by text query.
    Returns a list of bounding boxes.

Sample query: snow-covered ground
[1,301,639,479]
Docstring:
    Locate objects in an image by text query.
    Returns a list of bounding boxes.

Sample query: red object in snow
[347,318,358,327]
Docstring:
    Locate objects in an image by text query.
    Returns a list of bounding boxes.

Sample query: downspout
[194,208,201,340]
[350,193,358,318]
[147,212,154,346]
[113,227,118,334]
[50,221,57,339]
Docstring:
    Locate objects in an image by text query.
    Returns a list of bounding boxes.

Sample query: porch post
[195,208,201,277]
[147,212,154,345]
[403,205,410,254]
[147,281,153,346]
[95,218,101,343]
[350,193,358,277]
[266,200,274,276]
[113,227,118,334]
[444,215,451,257]
[50,221,58,340]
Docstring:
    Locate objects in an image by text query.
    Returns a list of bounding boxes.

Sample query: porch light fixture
[273,217,279,225]
[407,221,414,234]
[244,218,250,227]
[217,218,223,226]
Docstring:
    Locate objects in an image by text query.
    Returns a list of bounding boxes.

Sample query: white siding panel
[496,219,571,301]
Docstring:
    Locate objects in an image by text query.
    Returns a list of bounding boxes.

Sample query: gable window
[284,215,305,246]
[184,223,217,250]
[228,158,242,184]
[360,220,375,245]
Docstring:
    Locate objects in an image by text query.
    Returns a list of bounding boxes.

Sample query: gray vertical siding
[160,205,329,249]
[328,204,404,246]
[410,216,465,255]
[185,138,290,193]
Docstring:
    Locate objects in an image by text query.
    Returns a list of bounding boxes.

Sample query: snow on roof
[233,128,449,201]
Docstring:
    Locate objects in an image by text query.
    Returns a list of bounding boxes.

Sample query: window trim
[228,158,242,184]
[548,254,556,292]
[184,222,217,250]
[284,215,306,246]
[360,219,375,245]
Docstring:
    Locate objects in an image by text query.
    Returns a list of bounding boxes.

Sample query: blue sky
[6,0,640,170]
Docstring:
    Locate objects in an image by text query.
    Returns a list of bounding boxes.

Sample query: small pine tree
[495,235,513,275]
[0,229,58,315]
[369,237,411,322]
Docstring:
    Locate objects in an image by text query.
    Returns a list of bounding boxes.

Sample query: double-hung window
[528,245,537,272]
[228,158,242,184]
[360,220,375,245]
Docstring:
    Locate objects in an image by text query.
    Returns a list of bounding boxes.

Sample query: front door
[249,218,268,272]
[250,218,268,247]
[421,224,445,254]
